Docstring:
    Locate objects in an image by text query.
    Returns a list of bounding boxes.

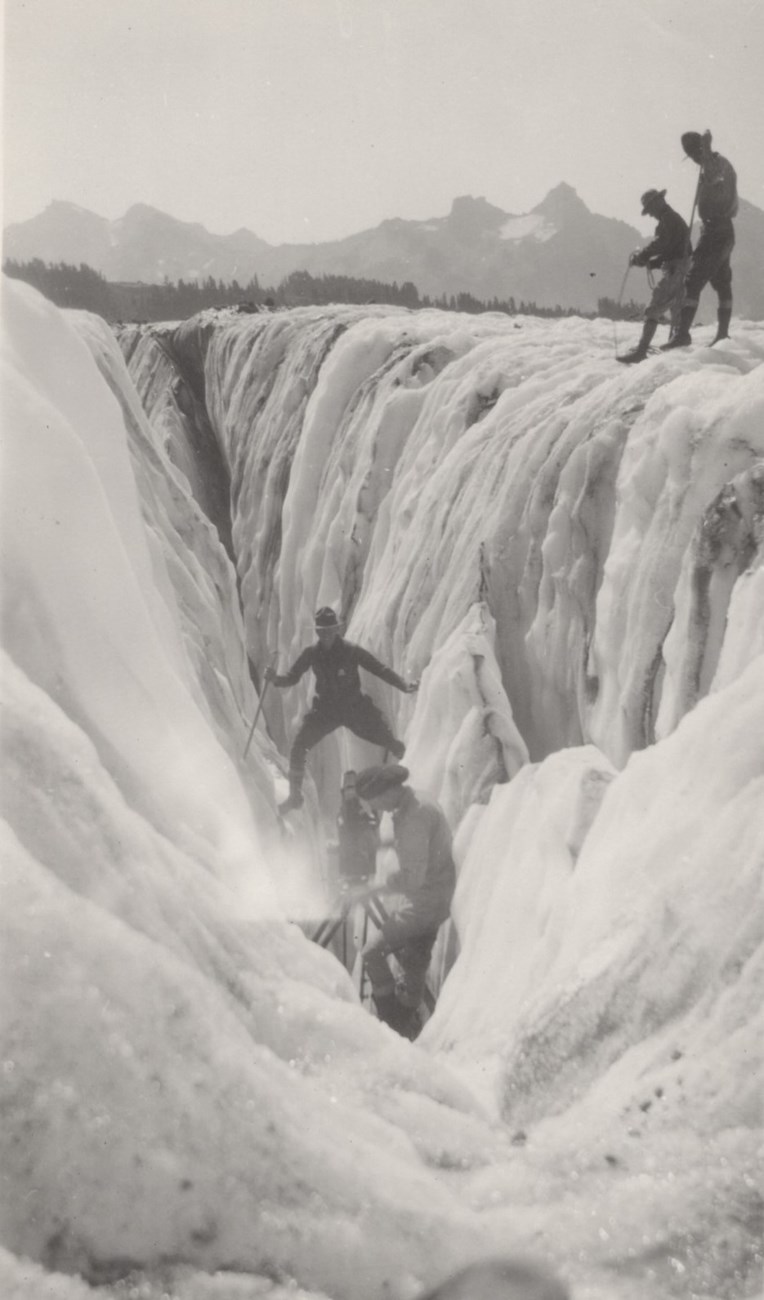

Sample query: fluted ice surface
[2,278,763,1300]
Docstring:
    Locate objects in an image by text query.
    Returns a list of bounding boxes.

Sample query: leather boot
[712,307,732,344]
[279,771,304,814]
[661,303,695,349]
[617,319,657,364]
[373,992,413,1035]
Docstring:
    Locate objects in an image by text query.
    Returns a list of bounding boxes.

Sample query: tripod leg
[312,919,333,947]
[312,909,346,948]
[311,919,330,945]
[358,908,372,1003]
[366,896,390,929]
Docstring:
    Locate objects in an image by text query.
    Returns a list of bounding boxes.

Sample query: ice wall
[2,278,526,1300]
[2,277,763,1300]
[115,298,764,1299]
[122,304,764,785]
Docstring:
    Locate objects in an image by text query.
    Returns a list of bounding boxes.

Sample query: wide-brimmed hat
[681,131,703,157]
[641,188,666,215]
[355,764,409,800]
[314,606,340,629]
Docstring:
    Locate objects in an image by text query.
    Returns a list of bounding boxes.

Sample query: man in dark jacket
[617,188,690,364]
[266,607,417,812]
[663,130,738,350]
[354,763,456,1037]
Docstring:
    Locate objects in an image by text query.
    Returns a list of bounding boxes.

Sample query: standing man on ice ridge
[266,607,417,813]
[354,763,456,1038]
[663,129,738,350]
[617,188,690,364]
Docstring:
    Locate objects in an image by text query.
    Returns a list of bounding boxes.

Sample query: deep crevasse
[2,278,763,1300]
[121,302,764,779]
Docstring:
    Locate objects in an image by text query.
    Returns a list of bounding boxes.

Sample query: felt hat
[681,131,703,156]
[314,606,340,629]
[355,764,409,800]
[641,188,666,214]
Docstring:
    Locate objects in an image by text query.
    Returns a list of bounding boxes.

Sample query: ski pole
[616,262,632,311]
[613,261,631,355]
[243,652,276,759]
[672,162,703,336]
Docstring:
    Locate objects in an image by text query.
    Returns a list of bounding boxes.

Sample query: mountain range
[5,186,764,317]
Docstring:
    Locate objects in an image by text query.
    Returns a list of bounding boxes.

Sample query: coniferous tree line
[3,257,644,322]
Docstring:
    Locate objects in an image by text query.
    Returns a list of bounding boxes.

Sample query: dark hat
[681,131,703,156]
[355,763,409,800]
[641,188,666,214]
[314,606,340,629]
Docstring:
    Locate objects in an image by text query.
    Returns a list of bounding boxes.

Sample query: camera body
[336,771,378,885]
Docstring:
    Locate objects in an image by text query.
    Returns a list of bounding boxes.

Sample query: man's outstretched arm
[353,644,419,693]
[266,647,313,688]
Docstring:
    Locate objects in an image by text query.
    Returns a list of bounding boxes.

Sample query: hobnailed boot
[278,771,304,815]
[397,1003,423,1041]
[712,307,732,344]
[373,992,412,1035]
[617,319,658,365]
[660,303,696,350]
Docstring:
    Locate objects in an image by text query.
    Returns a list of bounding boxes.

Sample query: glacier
[1,276,763,1300]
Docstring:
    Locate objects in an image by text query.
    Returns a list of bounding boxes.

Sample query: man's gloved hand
[629,250,645,267]
[264,665,277,683]
[404,679,420,694]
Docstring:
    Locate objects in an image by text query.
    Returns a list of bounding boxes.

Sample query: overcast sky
[3,0,763,244]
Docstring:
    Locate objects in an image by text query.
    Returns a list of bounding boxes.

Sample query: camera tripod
[311,882,436,1016]
[311,881,392,1003]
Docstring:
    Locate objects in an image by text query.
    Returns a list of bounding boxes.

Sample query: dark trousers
[289,694,401,776]
[684,221,735,311]
[363,910,440,1008]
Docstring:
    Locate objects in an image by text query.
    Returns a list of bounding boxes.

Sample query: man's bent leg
[362,930,396,1001]
[663,239,711,348]
[394,930,439,1008]
[362,929,415,1030]
[344,695,405,759]
[284,709,340,809]
[710,244,734,342]
[621,266,680,364]
[363,913,436,1015]
[666,226,734,350]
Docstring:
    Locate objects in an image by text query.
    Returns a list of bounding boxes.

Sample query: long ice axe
[243,652,275,759]
[672,158,704,330]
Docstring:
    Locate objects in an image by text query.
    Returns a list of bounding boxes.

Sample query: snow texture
[1,278,763,1300]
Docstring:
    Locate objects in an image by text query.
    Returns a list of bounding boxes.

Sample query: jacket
[274,637,407,709]
[698,152,738,225]
[635,206,690,268]
[387,786,456,928]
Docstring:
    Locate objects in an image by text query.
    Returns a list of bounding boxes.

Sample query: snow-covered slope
[1,278,763,1300]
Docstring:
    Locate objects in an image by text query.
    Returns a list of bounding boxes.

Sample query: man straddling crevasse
[663,130,738,350]
[266,607,417,813]
[617,188,690,364]
[353,763,456,1038]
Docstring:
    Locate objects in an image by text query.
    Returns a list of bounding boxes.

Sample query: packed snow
[1,276,763,1300]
